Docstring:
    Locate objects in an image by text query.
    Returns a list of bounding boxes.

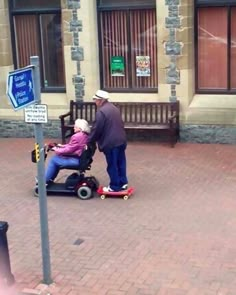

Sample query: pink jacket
[54,132,88,157]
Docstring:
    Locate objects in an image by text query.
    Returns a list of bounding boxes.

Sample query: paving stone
[0,138,236,294]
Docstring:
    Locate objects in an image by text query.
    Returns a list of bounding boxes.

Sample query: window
[196,1,236,93]
[97,0,157,92]
[9,0,65,92]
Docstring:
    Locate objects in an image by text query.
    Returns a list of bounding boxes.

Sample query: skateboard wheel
[101,195,106,200]
[123,195,129,200]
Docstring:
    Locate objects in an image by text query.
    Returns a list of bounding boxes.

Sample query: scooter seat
[62,142,96,172]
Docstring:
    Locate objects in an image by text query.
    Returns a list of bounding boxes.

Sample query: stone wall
[165,0,181,102]
[1,119,236,145]
[0,0,12,68]
[0,0,13,106]
[62,0,85,102]
[181,125,236,144]
[0,120,61,140]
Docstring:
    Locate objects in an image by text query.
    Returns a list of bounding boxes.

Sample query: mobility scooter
[32,142,99,200]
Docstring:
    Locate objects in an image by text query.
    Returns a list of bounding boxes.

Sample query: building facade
[0,0,236,143]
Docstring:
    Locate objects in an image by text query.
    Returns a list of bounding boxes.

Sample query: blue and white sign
[6,66,35,111]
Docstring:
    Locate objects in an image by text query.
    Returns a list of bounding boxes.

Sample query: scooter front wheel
[33,187,39,197]
[76,186,92,200]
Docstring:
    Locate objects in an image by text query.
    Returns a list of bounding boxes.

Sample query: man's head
[93,90,109,107]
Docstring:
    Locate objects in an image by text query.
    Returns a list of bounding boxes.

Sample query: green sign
[111,56,125,76]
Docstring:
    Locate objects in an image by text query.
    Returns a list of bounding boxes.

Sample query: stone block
[0,38,11,54]
[165,16,181,28]
[181,16,193,28]
[176,26,193,44]
[181,42,193,56]
[0,52,12,66]
[165,0,180,4]
[0,24,11,39]
[165,41,182,55]
[61,0,67,9]
[166,63,180,84]
[158,68,167,84]
[63,32,73,46]
[67,0,81,9]
[176,55,190,70]
[0,0,9,9]
[179,3,194,18]
[0,9,9,25]
[70,19,82,32]
[62,10,72,25]
[71,46,84,61]
[168,5,179,18]
[157,54,170,69]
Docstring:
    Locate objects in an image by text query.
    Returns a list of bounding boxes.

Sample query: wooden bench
[59,100,180,147]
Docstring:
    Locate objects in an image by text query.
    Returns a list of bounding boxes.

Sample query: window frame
[195,0,236,94]
[97,0,158,93]
[8,1,65,93]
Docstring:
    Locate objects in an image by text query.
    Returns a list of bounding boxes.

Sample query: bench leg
[170,131,178,148]
[61,130,66,144]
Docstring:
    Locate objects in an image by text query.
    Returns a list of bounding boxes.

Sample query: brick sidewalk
[1,138,236,295]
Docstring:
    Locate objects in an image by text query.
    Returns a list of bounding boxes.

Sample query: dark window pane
[197,0,236,5]
[13,15,40,68]
[100,8,157,90]
[101,11,129,88]
[98,0,155,9]
[40,14,65,87]
[13,0,60,10]
[197,7,227,89]
[130,9,157,88]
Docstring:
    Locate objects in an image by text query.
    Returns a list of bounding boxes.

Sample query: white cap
[93,90,109,100]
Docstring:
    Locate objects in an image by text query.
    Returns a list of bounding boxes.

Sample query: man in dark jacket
[88,90,128,192]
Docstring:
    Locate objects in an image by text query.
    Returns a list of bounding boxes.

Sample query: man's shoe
[121,184,128,190]
[103,186,114,192]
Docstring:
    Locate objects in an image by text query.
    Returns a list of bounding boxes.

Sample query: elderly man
[88,90,128,192]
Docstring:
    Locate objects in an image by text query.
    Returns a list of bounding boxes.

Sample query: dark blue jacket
[88,101,126,152]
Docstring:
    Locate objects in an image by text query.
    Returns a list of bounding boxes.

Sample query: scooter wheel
[34,187,39,197]
[76,186,92,200]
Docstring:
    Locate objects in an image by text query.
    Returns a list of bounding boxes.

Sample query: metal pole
[30,56,52,284]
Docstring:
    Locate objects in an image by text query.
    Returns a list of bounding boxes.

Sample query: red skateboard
[97,186,134,200]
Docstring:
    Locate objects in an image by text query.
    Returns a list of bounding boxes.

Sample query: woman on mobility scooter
[43,118,91,185]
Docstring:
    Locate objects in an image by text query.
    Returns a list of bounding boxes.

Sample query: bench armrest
[59,111,73,128]
[168,114,177,121]
[59,111,71,120]
[168,114,179,131]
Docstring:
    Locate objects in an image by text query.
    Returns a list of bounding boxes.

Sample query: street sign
[24,104,48,123]
[6,66,35,111]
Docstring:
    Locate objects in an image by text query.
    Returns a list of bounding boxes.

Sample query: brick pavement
[0,138,236,295]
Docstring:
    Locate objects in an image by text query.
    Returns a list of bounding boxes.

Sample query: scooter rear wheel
[76,186,92,200]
